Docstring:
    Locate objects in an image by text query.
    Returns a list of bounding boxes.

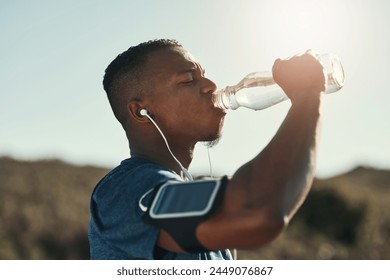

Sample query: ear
[128,101,150,123]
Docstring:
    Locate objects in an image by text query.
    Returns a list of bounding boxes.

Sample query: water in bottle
[213,53,345,111]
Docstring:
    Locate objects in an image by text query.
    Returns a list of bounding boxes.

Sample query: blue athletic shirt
[88,157,232,260]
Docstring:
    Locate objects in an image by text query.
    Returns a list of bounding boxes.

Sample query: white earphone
[140,108,148,116]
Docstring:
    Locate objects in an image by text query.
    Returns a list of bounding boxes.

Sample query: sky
[1,0,389,178]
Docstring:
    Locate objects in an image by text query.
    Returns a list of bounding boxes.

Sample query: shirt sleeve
[90,162,181,259]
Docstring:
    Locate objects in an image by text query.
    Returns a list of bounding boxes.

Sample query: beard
[198,115,224,149]
[203,134,222,149]
[204,117,224,148]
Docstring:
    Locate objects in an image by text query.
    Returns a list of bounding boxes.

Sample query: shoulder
[92,157,181,202]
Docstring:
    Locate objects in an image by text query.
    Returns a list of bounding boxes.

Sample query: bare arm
[198,93,322,250]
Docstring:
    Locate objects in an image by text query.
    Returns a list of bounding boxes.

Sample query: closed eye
[178,72,194,85]
[182,79,194,84]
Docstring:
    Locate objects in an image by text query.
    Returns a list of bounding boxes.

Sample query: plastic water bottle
[213,53,345,111]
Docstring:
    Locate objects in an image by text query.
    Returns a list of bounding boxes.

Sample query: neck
[130,133,195,179]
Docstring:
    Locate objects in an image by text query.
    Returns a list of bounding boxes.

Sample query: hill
[0,157,389,259]
[0,157,108,259]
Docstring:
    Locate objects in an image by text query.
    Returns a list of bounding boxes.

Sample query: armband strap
[143,176,228,253]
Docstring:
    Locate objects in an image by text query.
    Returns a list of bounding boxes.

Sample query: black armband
[143,176,228,253]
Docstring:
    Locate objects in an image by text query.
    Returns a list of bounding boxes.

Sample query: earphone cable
[144,113,193,181]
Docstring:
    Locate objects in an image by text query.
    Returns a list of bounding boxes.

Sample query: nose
[201,76,217,95]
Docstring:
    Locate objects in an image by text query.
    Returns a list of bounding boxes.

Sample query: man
[88,39,325,260]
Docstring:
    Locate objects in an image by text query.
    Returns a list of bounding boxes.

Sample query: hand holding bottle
[213,51,345,111]
[272,50,325,103]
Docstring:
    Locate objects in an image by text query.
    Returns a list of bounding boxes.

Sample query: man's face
[142,46,226,146]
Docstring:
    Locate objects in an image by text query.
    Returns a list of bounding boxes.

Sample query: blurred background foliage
[0,157,389,260]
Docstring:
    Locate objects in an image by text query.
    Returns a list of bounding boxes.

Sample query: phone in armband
[143,176,228,253]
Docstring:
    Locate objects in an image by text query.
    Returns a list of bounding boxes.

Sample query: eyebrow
[176,68,196,75]
[176,64,205,76]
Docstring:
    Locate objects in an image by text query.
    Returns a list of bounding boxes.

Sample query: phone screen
[150,180,220,218]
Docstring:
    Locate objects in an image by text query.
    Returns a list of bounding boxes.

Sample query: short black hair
[102,39,183,125]
[103,39,182,95]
